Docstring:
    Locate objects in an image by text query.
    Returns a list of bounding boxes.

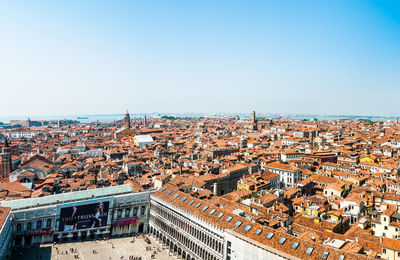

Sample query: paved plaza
[11,235,175,260]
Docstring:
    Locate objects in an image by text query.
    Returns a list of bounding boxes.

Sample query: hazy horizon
[0,111,399,125]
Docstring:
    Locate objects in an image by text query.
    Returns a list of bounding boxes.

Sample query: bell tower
[124,110,131,129]
[251,111,258,131]
[1,138,12,178]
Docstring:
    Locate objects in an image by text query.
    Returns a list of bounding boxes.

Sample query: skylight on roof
[243,225,252,232]
[255,229,262,235]
[160,188,166,192]
[278,237,286,245]
[166,190,172,195]
[217,212,224,218]
[305,247,314,255]
[338,255,345,260]
[195,202,201,208]
[202,205,209,211]
[266,232,274,239]
[226,216,233,222]
[291,242,299,250]
[189,200,195,205]
[320,252,329,259]
[173,194,179,199]
[181,197,187,202]
[234,221,242,227]
[209,209,216,215]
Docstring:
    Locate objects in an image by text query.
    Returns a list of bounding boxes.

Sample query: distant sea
[0,113,397,124]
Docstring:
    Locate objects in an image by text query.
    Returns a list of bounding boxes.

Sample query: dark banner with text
[59,201,109,231]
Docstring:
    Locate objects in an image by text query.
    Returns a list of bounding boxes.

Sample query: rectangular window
[291,242,299,249]
[243,225,252,231]
[305,247,314,255]
[320,251,329,259]
[278,237,286,244]
[217,212,224,218]
[225,216,233,222]
[266,232,274,239]
[234,221,243,227]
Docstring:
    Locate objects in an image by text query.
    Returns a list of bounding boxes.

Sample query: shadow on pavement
[11,245,52,260]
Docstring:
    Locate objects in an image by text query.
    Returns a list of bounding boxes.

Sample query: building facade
[7,131,40,138]
[0,185,153,248]
[0,207,12,260]
[263,162,301,188]
[149,185,363,260]
[150,192,225,260]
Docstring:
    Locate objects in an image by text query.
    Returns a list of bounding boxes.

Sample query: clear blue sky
[1,0,399,117]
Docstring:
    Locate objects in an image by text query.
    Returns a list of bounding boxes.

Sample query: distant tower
[251,111,258,130]
[1,138,12,178]
[124,110,131,129]
[144,115,147,127]
[240,137,247,148]
[396,118,399,124]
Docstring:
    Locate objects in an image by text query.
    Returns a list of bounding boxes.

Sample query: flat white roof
[0,184,133,210]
